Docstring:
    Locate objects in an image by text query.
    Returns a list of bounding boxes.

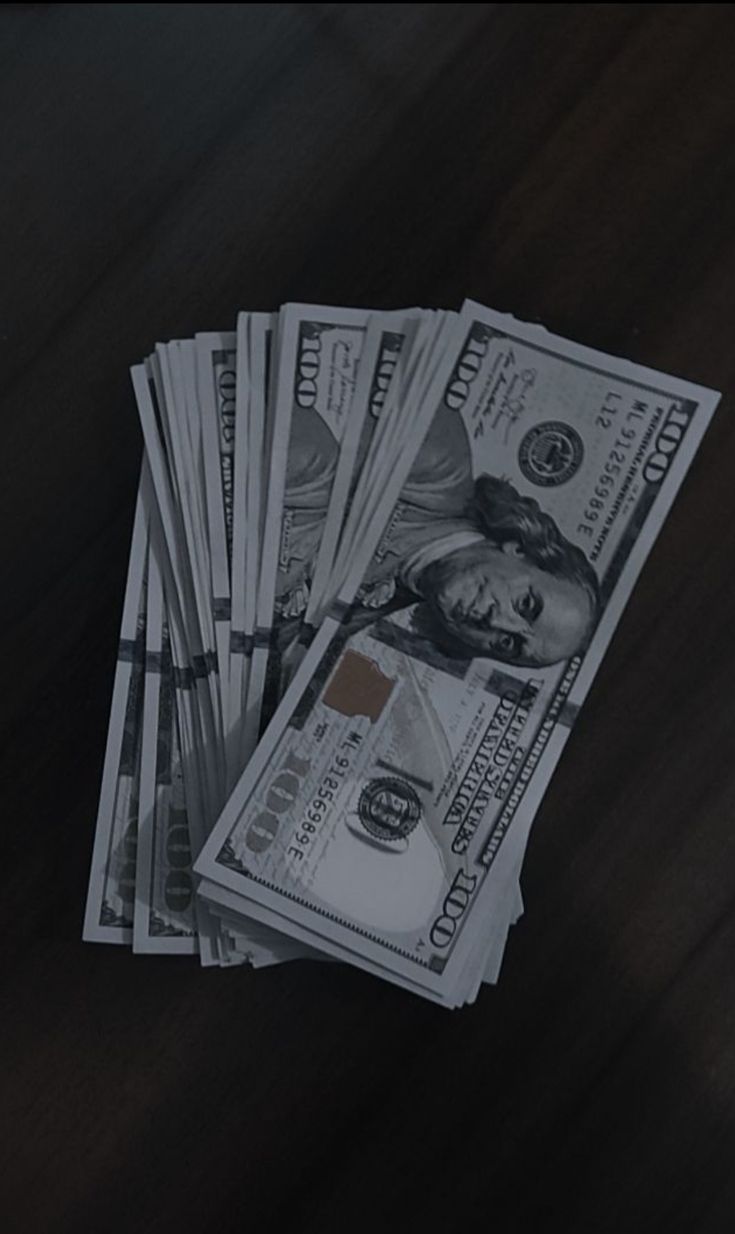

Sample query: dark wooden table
[3,5,735,1232]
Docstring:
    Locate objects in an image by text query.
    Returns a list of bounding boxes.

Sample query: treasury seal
[357,777,422,844]
[518,420,584,487]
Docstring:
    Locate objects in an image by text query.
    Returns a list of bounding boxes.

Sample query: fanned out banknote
[84,300,719,1005]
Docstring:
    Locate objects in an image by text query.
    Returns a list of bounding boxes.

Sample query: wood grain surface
[2,6,734,1232]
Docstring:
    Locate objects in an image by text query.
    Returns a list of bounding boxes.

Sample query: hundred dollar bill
[195,300,719,1003]
[228,312,276,781]
[275,310,426,697]
[132,360,224,801]
[244,304,371,741]
[321,311,454,618]
[300,310,425,634]
[83,479,148,943]
[167,583,230,966]
[155,341,226,789]
[158,342,218,700]
[134,548,198,954]
[197,332,237,713]
[227,311,252,780]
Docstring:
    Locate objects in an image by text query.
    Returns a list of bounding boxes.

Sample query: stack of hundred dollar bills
[83,301,719,1006]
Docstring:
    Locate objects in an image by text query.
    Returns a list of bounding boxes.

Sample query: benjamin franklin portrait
[276,398,599,670]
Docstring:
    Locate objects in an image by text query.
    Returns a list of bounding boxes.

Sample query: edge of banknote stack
[83,300,720,1006]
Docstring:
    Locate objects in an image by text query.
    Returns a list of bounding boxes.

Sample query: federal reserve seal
[357,777,422,844]
[518,421,584,487]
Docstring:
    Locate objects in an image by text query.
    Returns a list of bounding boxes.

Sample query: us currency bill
[194,300,719,1002]
[158,341,218,699]
[299,309,424,633]
[275,309,428,696]
[244,304,371,741]
[227,311,253,780]
[83,483,148,943]
[132,360,224,802]
[197,332,237,719]
[326,310,458,612]
[133,550,198,954]
[228,311,275,780]
[139,529,256,966]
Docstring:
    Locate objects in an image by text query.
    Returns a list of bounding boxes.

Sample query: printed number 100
[245,751,311,854]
